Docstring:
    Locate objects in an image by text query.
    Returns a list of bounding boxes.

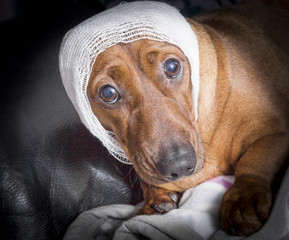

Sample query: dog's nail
[153,202,175,213]
[153,204,165,213]
[168,192,178,203]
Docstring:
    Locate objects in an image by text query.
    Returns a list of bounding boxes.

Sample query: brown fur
[87,0,289,236]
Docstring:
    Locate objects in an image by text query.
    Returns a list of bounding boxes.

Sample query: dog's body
[87,0,289,236]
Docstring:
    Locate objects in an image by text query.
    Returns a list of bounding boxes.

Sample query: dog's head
[87,39,204,185]
[59,1,205,186]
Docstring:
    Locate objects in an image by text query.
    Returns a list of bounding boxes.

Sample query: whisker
[130,172,140,189]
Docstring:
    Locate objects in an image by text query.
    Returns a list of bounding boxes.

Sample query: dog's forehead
[95,39,187,64]
[90,39,189,83]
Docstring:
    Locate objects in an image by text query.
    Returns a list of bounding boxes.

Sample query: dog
[85,0,289,236]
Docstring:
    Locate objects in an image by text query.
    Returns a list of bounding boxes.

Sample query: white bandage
[59,1,200,164]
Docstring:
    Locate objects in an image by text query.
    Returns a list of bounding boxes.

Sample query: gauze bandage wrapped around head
[59,1,200,164]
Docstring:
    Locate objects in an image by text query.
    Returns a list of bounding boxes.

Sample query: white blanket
[63,166,289,240]
[63,169,289,240]
[63,176,235,240]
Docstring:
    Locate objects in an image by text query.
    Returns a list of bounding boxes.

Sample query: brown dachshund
[86,0,289,236]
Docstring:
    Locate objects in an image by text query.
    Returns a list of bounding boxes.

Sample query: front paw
[137,190,181,215]
[219,179,272,236]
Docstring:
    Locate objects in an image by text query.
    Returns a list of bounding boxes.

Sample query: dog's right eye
[164,58,181,78]
[99,85,119,104]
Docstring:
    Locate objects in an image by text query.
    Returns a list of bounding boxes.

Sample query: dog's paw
[137,190,180,215]
[219,179,272,236]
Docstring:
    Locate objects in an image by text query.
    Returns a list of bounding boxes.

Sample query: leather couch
[0,2,142,239]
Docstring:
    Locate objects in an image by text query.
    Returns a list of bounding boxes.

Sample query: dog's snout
[156,144,196,181]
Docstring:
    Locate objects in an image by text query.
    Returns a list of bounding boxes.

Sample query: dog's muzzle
[156,143,196,181]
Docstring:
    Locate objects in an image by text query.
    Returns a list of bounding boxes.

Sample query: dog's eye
[99,85,119,104]
[164,59,181,78]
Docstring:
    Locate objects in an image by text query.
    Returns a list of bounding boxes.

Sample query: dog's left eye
[164,59,181,78]
[99,85,119,104]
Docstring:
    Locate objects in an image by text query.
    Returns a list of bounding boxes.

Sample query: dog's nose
[156,144,196,181]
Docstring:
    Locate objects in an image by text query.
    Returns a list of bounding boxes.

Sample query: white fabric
[63,175,235,240]
[169,175,235,239]
[59,1,200,163]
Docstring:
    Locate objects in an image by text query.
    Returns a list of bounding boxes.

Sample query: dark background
[0,1,142,239]
[0,0,238,239]
[1,0,104,77]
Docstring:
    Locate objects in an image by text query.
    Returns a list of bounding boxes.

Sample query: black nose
[156,144,196,181]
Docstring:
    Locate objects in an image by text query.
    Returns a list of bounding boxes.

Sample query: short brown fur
[87,0,289,236]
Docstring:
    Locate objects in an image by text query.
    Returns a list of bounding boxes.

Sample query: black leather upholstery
[0,3,142,239]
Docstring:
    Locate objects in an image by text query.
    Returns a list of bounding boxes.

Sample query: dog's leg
[137,181,182,215]
[219,133,289,236]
